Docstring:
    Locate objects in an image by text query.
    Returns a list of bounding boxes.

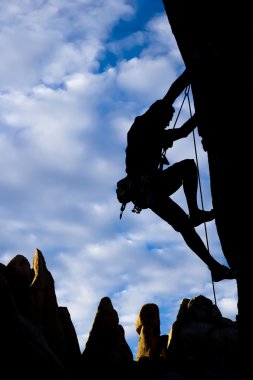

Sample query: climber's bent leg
[159,159,215,227]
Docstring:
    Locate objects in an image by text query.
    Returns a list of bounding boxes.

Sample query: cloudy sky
[0,0,238,356]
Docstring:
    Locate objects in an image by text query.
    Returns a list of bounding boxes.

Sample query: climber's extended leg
[149,197,236,282]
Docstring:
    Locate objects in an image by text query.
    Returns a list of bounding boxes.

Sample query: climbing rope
[172,85,189,129]
[159,87,189,171]
[169,85,217,305]
[185,86,217,305]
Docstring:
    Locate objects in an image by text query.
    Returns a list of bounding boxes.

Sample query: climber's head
[147,100,175,127]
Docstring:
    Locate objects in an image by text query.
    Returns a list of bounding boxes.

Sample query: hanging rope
[172,85,189,129]
[185,86,217,305]
[163,85,217,305]
[159,87,189,171]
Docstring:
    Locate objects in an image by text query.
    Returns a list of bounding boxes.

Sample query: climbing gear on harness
[116,174,152,218]
[116,176,133,219]
[132,205,142,214]
[158,149,169,171]
[131,174,152,211]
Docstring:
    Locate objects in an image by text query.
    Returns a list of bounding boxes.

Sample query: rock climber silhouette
[124,69,236,282]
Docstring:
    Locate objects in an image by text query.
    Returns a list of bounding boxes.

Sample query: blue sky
[0,0,238,357]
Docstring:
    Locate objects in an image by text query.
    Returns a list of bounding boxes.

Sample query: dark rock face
[162,0,240,270]
[162,0,245,365]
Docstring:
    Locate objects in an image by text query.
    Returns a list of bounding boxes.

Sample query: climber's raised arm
[162,68,191,105]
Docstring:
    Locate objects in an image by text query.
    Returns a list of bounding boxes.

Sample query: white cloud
[0,0,134,90]
[116,56,176,101]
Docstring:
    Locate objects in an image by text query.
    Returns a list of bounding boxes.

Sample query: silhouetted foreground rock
[0,249,80,379]
[81,296,135,379]
[0,250,240,379]
[166,295,240,379]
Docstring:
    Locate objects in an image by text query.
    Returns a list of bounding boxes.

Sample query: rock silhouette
[81,296,134,379]
[136,303,165,361]
[0,250,76,380]
[0,250,240,379]
[166,295,240,379]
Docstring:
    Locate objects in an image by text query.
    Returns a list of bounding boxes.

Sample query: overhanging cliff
[162,0,244,363]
